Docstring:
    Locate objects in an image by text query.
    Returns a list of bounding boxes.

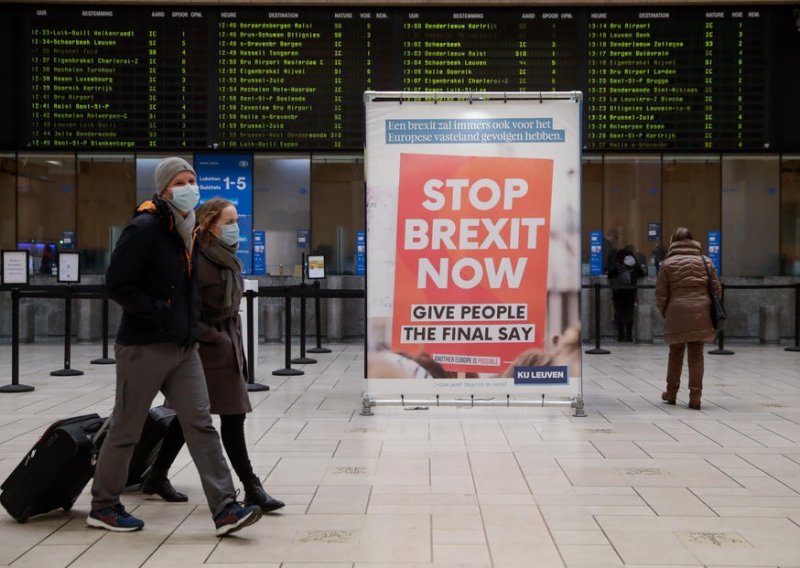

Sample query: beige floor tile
[559,544,623,566]
[592,440,652,459]
[430,474,477,494]
[278,564,352,568]
[482,505,562,566]
[141,543,216,566]
[209,514,430,564]
[469,452,531,495]
[8,544,87,568]
[2,342,800,567]
[433,543,492,565]
[334,439,383,458]
[308,485,371,514]
[598,515,800,566]
[557,457,739,488]
[432,513,484,531]
[0,516,71,564]
[636,487,717,516]
[550,529,611,545]
[432,529,487,545]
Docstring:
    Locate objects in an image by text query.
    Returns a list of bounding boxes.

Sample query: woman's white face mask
[218,223,240,247]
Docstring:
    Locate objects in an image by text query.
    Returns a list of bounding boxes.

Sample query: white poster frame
[363,91,584,416]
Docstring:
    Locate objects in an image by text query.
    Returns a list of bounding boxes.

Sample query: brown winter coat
[655,239,721,345]
[195,248,252,415]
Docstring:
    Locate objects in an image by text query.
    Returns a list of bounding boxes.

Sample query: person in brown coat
[142,197,284,513]
[655,227,721,410]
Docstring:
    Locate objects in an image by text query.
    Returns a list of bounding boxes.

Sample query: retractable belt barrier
[0,283,364,393]
[1,281,792,392]
[581,282,800,355]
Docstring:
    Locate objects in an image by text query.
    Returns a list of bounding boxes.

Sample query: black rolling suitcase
[126,405,176,488]
[0,414,108,523]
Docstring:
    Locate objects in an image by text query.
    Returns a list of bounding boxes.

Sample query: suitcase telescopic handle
[90,416,112,465]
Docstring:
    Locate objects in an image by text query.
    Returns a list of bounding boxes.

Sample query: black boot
[142,468,188,502]
[243,476,285,513]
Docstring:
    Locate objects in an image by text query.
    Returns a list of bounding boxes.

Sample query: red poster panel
[391,153,553,374]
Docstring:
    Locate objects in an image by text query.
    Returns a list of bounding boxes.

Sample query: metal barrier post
[585,282,610,355]
[51,285,84,376]
[708,329,734,355]
[245,289,270,391]
[0,288,34,393]
[273,288,304,376]
[709,284,734,355]
[307,280,331,354]
[91,289,115,365]
[786,283,800,352]
[291,283,317,364]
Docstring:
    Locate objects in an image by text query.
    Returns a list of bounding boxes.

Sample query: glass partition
[662,155,721,255]
[721,156,780,276]
[781,156,800,276]
[603,155,661,272]
[581,156,603,271]
[77,154,136,273]
[253,155,310,276]
[310,155,365,276]
[0,154,16,251]
[18,154,76,274]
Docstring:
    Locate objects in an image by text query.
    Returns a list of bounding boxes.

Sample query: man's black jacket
[106,195,199,346]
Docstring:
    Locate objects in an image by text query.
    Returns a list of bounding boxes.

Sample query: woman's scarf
[200,234,243,308]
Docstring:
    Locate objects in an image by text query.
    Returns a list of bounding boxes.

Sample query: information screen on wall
[5,5,798,152]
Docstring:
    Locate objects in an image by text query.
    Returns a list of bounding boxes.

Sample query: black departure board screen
[586,8,770,150]
[4,5,798,152]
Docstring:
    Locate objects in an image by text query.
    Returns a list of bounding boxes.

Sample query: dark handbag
[703,258,727,331]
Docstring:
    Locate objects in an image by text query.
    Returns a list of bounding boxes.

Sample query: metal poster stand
[361,91,586,417]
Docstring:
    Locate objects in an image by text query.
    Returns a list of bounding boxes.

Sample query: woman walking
[655,227,721,410]
[143,197,284,513]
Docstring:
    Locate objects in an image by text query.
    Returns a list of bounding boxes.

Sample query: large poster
[366,93,582,399]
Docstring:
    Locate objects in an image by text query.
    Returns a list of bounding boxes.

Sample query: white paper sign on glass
[307,255,326,279]
[1,250,29,285]
[57,252,80,283]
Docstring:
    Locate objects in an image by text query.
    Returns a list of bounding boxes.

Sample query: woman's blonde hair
[195,197,235,243]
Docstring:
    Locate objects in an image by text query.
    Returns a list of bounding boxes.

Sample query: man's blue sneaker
[214,502,262,536]
[86,504,144,532]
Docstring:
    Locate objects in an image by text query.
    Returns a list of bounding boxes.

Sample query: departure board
[5,5,798,152]
[586,8,770,150]
[399,10,579,93]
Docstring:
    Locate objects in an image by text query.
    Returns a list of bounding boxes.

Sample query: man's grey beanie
[154,157,196,195]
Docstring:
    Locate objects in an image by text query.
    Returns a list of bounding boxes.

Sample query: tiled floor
[0,340,799,567]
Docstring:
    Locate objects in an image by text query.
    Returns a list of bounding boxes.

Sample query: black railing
[581,281,800,355]
[0,283,365,393]
[3,279,792,391]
